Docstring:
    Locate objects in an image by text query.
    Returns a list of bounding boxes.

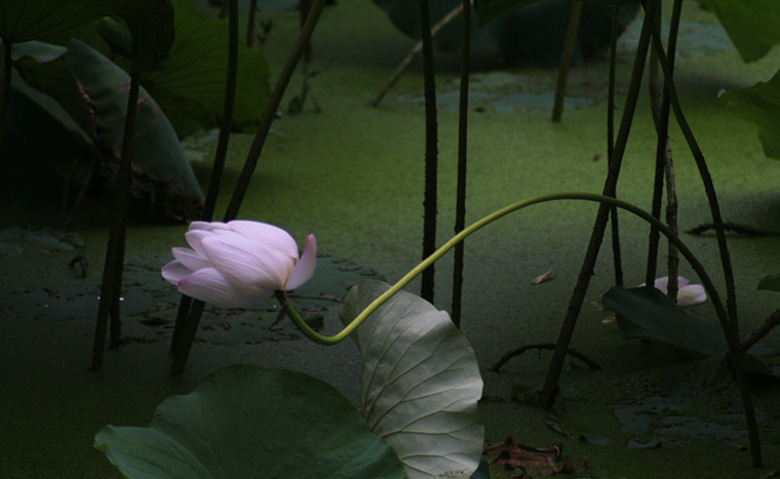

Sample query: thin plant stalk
[223,0,327,221]
[170,0,240,356]
[739,309,780,354]
[551,0,582,122]
[645,13,758,467]
[170,0,328,375]
[91,73,140,370]
[607,4,622,287]
[644,2,665,287]
[539,0,658,409]
[246,0,259,47]
[368,4,463,108]
[451,0,471,328]
[420,0,438,303]
[663,0,684,303]
[645,11,737,328]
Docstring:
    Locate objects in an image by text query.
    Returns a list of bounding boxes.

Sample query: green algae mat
[2,1,780,478]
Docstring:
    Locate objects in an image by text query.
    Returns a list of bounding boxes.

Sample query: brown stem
[420,0,438,304]
[739,309,780,354]
[91,73,140,370]
[170,0,240,357]
[246,0,259,47]
[647,11,759,467]
[551,0,582,122]
[451,0,470,329]
[539,0,657,408]
[367,4,463,108]
[172,0,328,375]
[223,0,327,221]
[491,343,601,372]
[607,5,623,287]
[644,2,664,288]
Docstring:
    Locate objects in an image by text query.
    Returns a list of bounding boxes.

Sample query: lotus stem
[551,0,582,122]
[223,0,327,221]
[420,0,439,304]
[280,192,729,347]
[451,0,471,329]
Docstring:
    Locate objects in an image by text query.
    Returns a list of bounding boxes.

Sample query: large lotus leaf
[95,365,407,479]
[340,280,484,479]
[602,286,780,376]
[473,0,641,28]
[64,39,204,218]
[0,0,173,72]
[17,1,271,138]
[140,0,271,137]
[720,69,780,159]
[694,0,780,63]
[375,0,639,66]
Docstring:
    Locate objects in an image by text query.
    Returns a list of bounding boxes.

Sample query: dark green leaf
[721,69,780,159]
[64,39,204,218]
[758,274,780,292]
[0,0,174,72]
[694,0,780,62]
[95,365,407,479]
[138,0,271,137]
[602,286,779,376]
[17,0,271,138]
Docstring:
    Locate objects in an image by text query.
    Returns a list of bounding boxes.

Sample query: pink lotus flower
[162,221,316,307]
[640,276,707,307]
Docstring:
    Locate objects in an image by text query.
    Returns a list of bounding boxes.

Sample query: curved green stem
[278,192,728,346]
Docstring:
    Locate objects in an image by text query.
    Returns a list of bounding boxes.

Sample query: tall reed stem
[92,73,140,370]
[539,0,657,408]
[420,0,439,303]
[451,0,471,328]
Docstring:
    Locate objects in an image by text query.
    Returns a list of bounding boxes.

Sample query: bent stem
[279,192,730,345]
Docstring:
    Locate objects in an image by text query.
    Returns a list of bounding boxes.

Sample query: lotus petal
[286,234,317,290]
[178,267,268,307]
[200,231,294,290]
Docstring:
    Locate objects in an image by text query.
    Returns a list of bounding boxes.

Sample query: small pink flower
[162,221,316,307]
[640,276,707,307]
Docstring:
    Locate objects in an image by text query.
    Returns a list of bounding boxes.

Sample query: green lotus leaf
[694,0,780,63]
[720,69,780,159]
[340,280,484,479]
[63,38,205,219]
[129,0,271,137]
[16,0,271,138]
[602,286,780,376]
[0,0,174,72]
[95,364,407,479]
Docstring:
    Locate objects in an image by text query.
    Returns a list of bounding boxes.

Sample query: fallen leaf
[484,433,564,476]
[601,316,616,324]
[532,268,554,284]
